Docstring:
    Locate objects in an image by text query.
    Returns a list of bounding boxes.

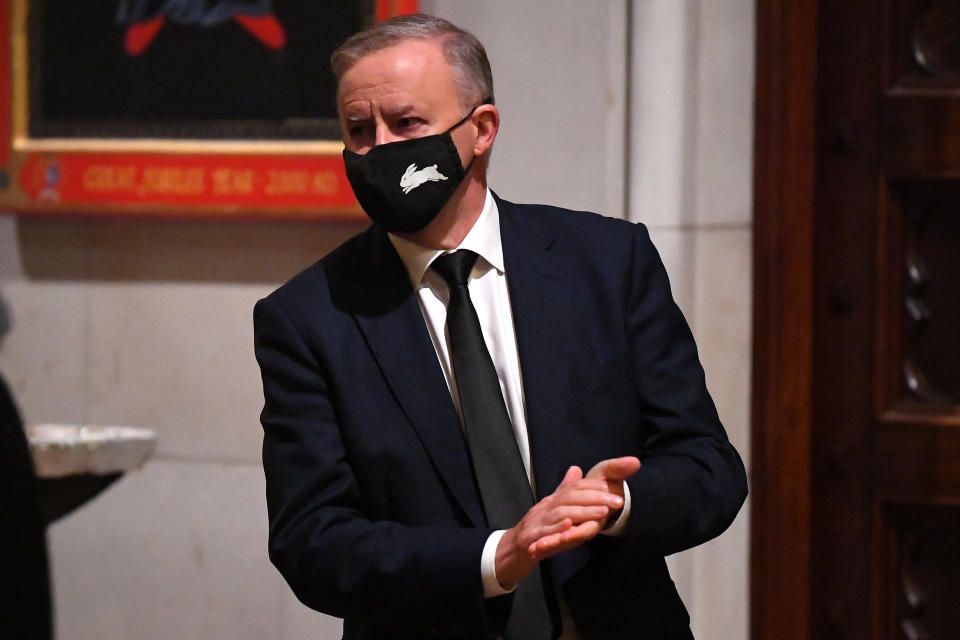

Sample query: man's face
[337,39,473,158]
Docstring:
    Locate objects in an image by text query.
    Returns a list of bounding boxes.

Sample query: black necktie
[431,250,555,640]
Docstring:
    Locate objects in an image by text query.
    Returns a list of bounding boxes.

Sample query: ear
[472,104,500,156]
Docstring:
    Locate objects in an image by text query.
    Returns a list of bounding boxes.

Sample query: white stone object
[27,423,157,478]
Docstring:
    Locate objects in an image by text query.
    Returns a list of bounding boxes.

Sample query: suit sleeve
[617,223,747,566]
[253,296,490,623]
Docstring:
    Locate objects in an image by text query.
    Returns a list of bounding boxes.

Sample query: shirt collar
[389,189,504,288]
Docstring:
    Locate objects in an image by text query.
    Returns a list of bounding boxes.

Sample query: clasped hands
[494,456,641,587]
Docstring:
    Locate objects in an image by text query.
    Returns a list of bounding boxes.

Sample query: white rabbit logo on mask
[400,164,448,194]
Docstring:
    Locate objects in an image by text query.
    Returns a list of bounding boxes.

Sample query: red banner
[18,152,364,216]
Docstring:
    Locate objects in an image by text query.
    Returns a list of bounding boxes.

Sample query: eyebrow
[342,103,419,123]
[382,103,416,117]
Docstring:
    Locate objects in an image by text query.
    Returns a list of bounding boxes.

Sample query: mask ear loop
[445,96,494,133]
[449,96,494,174]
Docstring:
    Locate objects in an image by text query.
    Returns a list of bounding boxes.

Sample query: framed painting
[0,0,417,219]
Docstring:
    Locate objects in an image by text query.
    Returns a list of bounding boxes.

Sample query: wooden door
[753,1,960,639]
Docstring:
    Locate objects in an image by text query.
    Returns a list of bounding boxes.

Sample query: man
[0,292,52,640]
[254,14,746,640]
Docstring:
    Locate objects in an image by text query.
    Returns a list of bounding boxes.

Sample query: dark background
[30,0,374,140]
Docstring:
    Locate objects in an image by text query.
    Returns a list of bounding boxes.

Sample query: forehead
[336,39,461,115]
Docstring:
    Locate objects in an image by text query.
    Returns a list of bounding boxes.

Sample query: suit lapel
[498,198,571,498]
[347,229,486,528]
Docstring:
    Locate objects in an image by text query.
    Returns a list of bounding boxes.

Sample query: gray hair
[331,14,494,109]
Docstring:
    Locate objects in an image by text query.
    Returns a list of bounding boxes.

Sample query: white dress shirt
[389,189,631,604]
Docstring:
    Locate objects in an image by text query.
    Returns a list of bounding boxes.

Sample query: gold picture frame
[0,0,418,219]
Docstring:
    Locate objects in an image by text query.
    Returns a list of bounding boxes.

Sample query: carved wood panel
[889,0,960,87]
[753,1,960,638]
[883,183,960,410]
[878,504,960,640]
[812,0,960,638]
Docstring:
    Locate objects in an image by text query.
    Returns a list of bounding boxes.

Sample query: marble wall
[0,1,753,638]
[628,2,754,638]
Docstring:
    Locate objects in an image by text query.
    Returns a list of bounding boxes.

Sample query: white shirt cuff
[481,483,630,597]
[481,529,516,597]
[600,480,632,537]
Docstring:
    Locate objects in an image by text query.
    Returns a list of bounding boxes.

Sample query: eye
[397,117,421,130]
[347,124,369,139]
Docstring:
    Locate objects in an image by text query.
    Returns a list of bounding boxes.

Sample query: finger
[546,504,609,525]
[528,527,580,557]
[561,519,603,542]
[606,456,641,479]
[528,532,564,557]
[587,456,641,481]
[528,522,600,555]
[586,456,641,480]
[548,487,625,509]
[558,478,618,492]
[531,517,573,541]
[559,465,584,487]
[528,520,603,560]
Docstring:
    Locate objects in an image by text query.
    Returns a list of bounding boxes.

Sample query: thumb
[559,465,583,487]
[588,456,641,481]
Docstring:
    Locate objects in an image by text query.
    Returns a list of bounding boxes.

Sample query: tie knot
[432,250,479,288]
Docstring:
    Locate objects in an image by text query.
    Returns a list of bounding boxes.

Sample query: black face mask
[342,104,483,234]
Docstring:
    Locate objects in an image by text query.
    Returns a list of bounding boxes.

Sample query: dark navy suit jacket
[253,196,747,639]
